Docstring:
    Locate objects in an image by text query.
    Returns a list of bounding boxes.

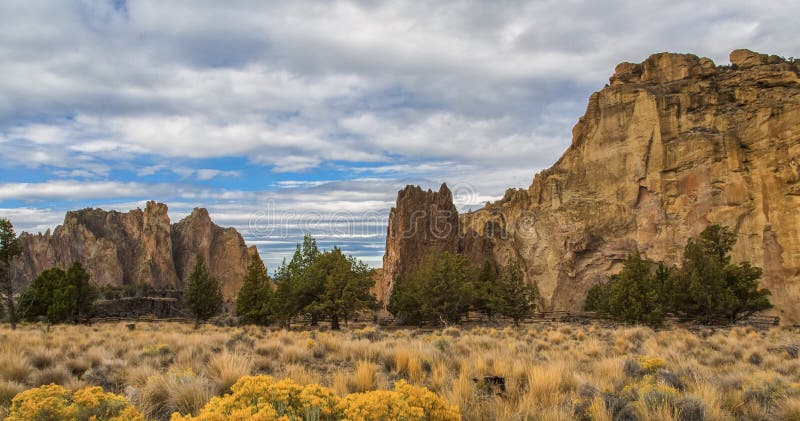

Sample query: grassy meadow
[1,321,800,420]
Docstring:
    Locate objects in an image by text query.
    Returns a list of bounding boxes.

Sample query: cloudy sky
[1,0,797,269]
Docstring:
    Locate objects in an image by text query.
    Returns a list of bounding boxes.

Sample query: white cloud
[0,0,799,266]
[0,180,177,201]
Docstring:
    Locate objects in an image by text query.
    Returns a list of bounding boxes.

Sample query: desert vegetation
[1,321,799,420]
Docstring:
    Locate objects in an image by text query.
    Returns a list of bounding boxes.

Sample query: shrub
[6,384,143,420]
[171,375,339,421]
[335,381,461,421]
[352,326,381,341]
[132,369,213,421]
[172,376,460,421]
[143,344,174,358]
[638,356,667,372]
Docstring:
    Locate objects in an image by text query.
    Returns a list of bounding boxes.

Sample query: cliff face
[171,208,251,299]
[381,50,800,323]
[12,202,251,300]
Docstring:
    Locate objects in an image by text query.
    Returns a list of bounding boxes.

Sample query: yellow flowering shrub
[142,343,173,357]
[393,380,460,421]
[337,390,421,420]
[638,356,666,372]
[171,375,340,421]
[6,384,143,421]
[337,381,460,421]
[172,376,461,421]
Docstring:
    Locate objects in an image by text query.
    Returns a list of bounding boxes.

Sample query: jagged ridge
[11,201,253,300]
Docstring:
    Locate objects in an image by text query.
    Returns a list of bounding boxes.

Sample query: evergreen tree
[473,260,499,319]
[583,225,772,326]
[18,268,72,323]
[583,282,610,314]
[608,251,666,326]
[0,218,21,329]
[236,252,275,325]
[273,234,321,327]
[312,248,376,330]
[67,262,97,323]
[582,251,667,326]
[388,251,475,325]
[184,256,223,327]
[673,225,772,323]
[495,261,538,326]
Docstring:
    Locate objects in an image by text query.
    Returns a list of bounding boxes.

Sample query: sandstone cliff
[380,50,800,323]
[11,202,251,300]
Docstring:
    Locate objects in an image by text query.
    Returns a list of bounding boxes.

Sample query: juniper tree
[495,261,538,326]
[0,218,21,329]
[184,256,223,328]
[236,252,275,325]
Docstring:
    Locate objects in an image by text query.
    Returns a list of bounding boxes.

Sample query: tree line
[388,251,539,326]
[1,217,774,330]
[583,225,772,326]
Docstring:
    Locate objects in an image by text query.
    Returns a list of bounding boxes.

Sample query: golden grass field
[1,321,800,420]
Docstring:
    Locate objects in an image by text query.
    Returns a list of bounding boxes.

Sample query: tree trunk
[310,312,318,326]
[331,314,340,330]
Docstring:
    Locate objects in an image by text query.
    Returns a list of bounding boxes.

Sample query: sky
[0,1,798,269]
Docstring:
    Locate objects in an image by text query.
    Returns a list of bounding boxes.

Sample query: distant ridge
[11,201,256,300]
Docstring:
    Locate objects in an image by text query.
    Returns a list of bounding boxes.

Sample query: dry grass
[204,351,253,394]
[350,360,378,392]
[0,321,799,420]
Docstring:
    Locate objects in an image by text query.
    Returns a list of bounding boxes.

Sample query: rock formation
[377,184,460,303]
[11,201,251,300]
[380,50,800,323]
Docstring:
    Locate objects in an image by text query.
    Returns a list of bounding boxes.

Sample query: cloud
[0,0,798,266]
[0,180,178,201]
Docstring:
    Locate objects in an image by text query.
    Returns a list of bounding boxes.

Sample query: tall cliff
[11,201,251,300]
[380,49,800,323]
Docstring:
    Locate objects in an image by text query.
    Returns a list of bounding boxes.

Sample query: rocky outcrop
[11,202,251,300]
[377,184,460,303]
[381,50,800,323]
[171,208,251,299]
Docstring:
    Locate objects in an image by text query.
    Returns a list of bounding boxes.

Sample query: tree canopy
[388,252,537,326]
[18,262,97,324]
[247,235,376,330]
